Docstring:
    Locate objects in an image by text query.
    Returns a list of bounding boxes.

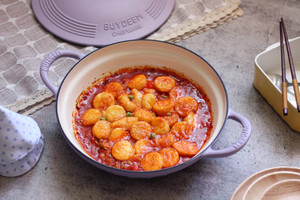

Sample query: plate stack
[231,166,300,200]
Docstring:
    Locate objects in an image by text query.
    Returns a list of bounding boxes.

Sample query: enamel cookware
[40,40,251,178]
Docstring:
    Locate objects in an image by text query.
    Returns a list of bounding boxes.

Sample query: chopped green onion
[128,95,134,100]
[150,133,156,139]
[162,95,168,99]
[126,112,132,117]
[101,117,106,121]
[166,112,171,116]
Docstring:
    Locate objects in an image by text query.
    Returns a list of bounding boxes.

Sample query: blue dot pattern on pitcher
[0,106,43,177]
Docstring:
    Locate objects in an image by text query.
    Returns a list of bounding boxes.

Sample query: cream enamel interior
[57,41,228,159]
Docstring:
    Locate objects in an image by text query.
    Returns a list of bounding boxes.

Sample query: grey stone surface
[1,0,300,199]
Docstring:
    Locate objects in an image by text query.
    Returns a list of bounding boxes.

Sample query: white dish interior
[56,41,228,159]
[255,36,300,109]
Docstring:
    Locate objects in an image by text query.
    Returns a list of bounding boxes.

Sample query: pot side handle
[200,109,251,158]
[40,49,86,97]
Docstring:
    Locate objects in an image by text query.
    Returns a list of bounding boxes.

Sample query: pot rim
[54,39,229,177]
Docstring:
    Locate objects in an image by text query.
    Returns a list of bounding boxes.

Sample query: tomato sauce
[73,66,213,171]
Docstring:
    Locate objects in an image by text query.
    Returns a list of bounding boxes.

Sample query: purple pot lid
[31,0,175,46]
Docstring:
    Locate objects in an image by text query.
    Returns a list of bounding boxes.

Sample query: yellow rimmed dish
[254,36,300,132]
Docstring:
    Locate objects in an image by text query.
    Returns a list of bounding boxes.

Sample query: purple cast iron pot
[40,40,251,178]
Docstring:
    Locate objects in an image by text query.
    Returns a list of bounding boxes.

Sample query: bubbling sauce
[73,66,213,171]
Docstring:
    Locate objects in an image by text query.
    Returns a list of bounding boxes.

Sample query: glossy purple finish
[72,108,251,178]
[40,49,85,97]
[40,43,251,178]
[199,109,251,158]
[31,0,175,46]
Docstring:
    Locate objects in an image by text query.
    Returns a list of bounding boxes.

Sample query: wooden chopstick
[281,18,300,113]
[280,21,288,116]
